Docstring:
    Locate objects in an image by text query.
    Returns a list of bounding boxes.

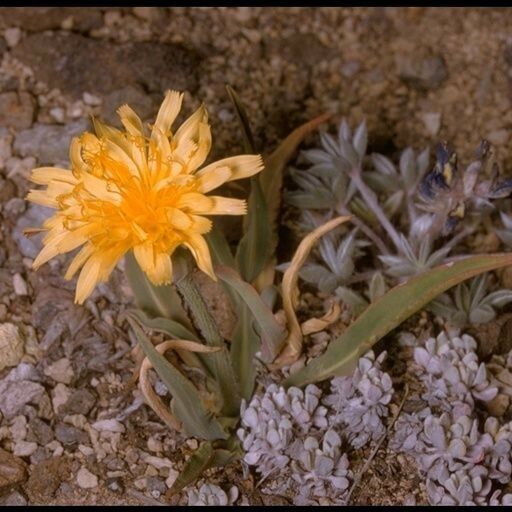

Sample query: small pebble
[76,467,99,489]
[12,273,28,296]
[82,92,102,106]
[4,27,21,48]
[13,440,38,457]
[44,357,74,385]
[92,419,125,433]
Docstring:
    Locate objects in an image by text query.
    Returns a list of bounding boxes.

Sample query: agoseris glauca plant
[27,91,264,303]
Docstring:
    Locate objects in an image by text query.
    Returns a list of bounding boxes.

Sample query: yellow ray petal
[152,90,183,139]
[197,154,264,183]
[166,207,193,230]
[70,136,86,171]
[173,104,210,169]
[117,104,145,137]
[196,166,232,193]
[183,233,216,281]
[65,244,95,280]
[187,121,212,171]
[133,244,173,285]
[103,139,140,176]
[81,173,121,204]
[26,190,59,208]
[75,256,102,304]
[190,215,212,234]
[32,231,68,269]
[30,167,75,185]
[175,192,214,212]
[191,196,247,216]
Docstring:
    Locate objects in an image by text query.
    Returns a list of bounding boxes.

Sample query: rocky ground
[0,6,512,506]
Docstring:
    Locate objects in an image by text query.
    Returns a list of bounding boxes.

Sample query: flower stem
[350,169,404,253]
[338,204,391,256]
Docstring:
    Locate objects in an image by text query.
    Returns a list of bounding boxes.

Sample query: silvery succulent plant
[428,274,512,328]
[390,329,512,505]
[324,350,394,449]
[418,413,493,480]
[289,430,352,505]
[413,331,498,412]
[426,465,492,506]
[237,383,328,479]
[483,417,512,484]
[186,483,239,506]
[389,407,432,453]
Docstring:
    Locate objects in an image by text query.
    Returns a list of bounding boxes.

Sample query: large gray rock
[12,32,201,100]
[13,119,89,165]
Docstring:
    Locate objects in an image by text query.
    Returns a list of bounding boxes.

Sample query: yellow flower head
[27,91,264,304]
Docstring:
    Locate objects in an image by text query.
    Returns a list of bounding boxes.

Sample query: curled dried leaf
[301,299,342,336]
[273,215,351,366]
[139,339,221,432]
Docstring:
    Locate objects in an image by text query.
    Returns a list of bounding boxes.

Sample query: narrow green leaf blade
[205,224,236,269]
[170,442,215,494]
[285,253,512,387]
[236,178,272,282]
[261,113,331,254]
[216,265,287,362]
[175,275,241,418]
[230,303,259,400]
[127,309,200,342]
[127,316,228,441]
[226,85,256,153]
[170,439,241,494]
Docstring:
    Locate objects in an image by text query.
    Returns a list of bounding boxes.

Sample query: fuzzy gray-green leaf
[127,316,228,441]
[285,253,512,387]
[236,178,272,282]
[215,266,287,362]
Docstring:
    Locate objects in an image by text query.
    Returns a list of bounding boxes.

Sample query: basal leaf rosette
[27,90,264,304]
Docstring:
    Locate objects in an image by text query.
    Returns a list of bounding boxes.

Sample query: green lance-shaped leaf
[205,224,236,269]
[230,303,260,400]
[175,274,242,418]
[170,442,215,494]
[170,437,242,494]
[127,308,206,376]
[216,265,287,362]
[127,309,200,343]
[124,252,192,329]
[226,85,256,153]
[261,113,331,257]
[285,253,512,388]
[127,316,228,441]
[236,177,272,282]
